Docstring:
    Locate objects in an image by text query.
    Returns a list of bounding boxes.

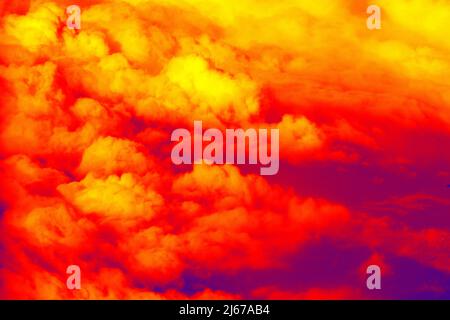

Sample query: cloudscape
[0,0,449,299]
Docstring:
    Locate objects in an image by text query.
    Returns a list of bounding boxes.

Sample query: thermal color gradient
[0,0,449,299]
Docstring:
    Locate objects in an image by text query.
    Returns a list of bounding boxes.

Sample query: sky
[0,0,449,299]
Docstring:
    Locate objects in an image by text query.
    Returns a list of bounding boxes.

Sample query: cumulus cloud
[58,173,164,228]
[1,0,449,299]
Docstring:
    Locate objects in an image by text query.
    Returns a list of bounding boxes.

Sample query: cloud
[58,173,164,228]
[77,136,154,177]
[252,286,361,300]
[1,0,449,299]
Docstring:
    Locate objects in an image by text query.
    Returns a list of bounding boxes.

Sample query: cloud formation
[1,0,449,299]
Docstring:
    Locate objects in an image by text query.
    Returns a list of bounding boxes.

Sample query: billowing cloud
[1,0,449,299]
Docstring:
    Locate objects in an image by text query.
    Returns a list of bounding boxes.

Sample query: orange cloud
[1,0,449,300]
